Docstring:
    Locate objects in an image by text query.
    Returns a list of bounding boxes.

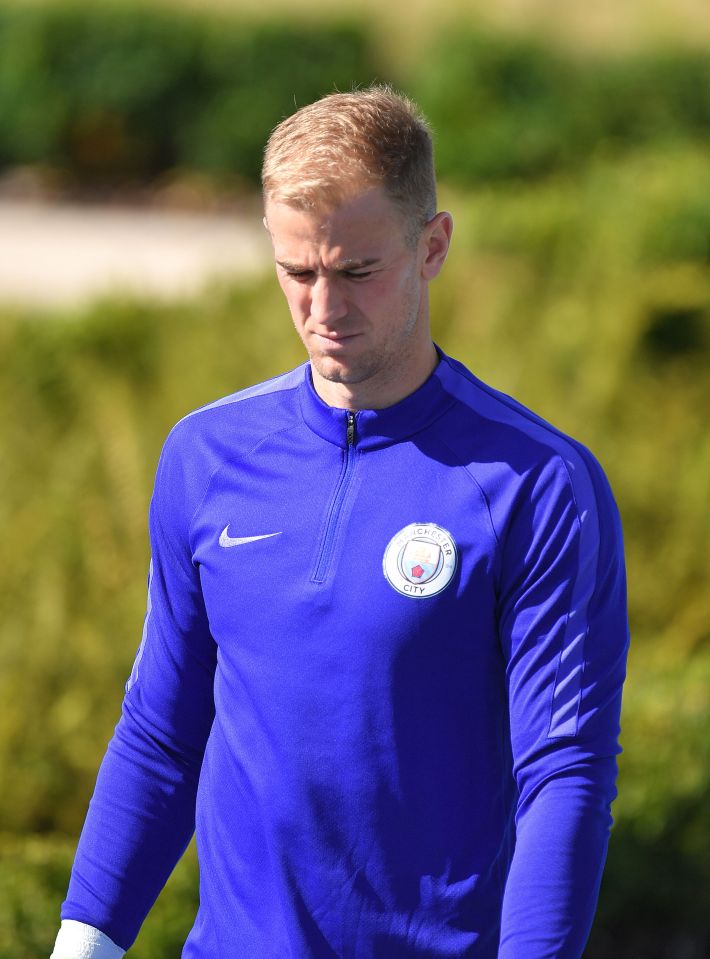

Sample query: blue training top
[62,350,629,958]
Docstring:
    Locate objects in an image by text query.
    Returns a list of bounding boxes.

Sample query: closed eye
[344,270,373,280]
[278,263,377,281]
[283,269,314,281]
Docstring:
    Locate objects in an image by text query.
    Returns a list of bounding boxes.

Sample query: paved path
[0,200,272,308]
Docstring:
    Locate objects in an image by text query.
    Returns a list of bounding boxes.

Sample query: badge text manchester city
[382,523,458,598]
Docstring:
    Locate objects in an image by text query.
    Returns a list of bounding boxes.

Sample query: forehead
[264,186,408,261]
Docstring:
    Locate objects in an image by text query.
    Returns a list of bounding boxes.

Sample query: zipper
[311,412,357,584]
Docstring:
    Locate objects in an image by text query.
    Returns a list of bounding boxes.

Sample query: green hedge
[0,833,198,958]
[0,147,708,955]
[412,27,710,181]
[0,3,379,184]
[1,4,709,187]
[4,819,707,958]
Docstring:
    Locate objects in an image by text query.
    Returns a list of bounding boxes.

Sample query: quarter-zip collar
[298,347,458,451]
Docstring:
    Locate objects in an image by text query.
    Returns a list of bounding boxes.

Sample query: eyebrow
[277,257,380,273]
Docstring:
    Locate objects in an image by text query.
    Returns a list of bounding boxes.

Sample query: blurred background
[1,0,708,956]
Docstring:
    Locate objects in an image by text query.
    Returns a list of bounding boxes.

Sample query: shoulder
[151,363,307,516]
[436,353,616,515]
[166,363,307,452]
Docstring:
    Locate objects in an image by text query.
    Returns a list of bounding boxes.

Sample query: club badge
[382,523,458,598]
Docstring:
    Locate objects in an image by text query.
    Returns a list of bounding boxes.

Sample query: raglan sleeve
[496,446,629,959]
[58,424,218,952]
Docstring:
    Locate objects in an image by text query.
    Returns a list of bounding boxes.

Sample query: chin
[312,356,371,386]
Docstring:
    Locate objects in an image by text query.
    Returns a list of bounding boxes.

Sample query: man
[52,86,629,958]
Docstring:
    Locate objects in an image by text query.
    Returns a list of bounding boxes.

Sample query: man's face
[264,185,451,410]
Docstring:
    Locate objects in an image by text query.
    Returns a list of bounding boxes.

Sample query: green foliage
[0,2,378,183]
[0,6,708,945]
[0,834,74,958]
[587,653,710,955]
[432,151,710,952]
[176,20,375,181]
[0,834,198,958]
[413,30,579,180]
[412,27,710,181]
[0,280,306,837]
[437,147,710,654]
[2,147,709,958]
[2,4,710,188]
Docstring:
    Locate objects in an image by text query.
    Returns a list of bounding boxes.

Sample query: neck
[311,339,439,411]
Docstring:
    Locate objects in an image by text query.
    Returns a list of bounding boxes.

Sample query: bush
[175,20,376,182]
[0,3,379,184]
[0,280,305,836]
[0,833,198,958]
[435,150,710,956]
[412,30,579,181]
[0,127,708,959]
[2,5,710,189]
[413,27,710,182]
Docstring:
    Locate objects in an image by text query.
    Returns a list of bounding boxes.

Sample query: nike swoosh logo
[219,527,282,548]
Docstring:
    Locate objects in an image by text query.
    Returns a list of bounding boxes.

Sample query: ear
[420,212,453,281]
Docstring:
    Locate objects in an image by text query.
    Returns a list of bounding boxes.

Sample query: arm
[497,450,629,958]
[57,428,217,952]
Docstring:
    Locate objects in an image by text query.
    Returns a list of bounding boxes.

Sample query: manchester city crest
[382,523,458,598]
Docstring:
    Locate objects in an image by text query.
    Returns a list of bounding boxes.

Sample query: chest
[194,433,498,658]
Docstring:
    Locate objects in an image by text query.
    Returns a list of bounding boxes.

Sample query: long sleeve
[496,448,629,958]
[60,429,218,951]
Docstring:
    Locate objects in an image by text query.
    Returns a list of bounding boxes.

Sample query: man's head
[262,86,452,411]
[262,85,436,247]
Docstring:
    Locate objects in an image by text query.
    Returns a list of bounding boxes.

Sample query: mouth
[312,332,361,350]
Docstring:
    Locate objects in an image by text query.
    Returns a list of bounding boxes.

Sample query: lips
[313,332,361,348]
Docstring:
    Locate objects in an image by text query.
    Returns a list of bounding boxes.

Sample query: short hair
[262,85,437,243]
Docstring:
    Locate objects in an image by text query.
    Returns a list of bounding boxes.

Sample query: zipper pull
[346,411,356,446]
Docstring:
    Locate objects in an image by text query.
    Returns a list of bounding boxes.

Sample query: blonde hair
[262,85,437,243]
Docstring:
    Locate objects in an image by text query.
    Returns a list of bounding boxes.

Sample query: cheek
[358,278,395,314]
[366,277,414,322]
[279,282,308,324]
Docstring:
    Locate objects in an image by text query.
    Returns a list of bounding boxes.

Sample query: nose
[309,275,348,326]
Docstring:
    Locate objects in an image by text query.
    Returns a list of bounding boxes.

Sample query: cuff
[51,920,125,959]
